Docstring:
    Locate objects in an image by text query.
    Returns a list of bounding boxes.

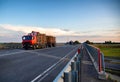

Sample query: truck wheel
[25,47,28,50]
[24,46,28,50]
[36,45,39,49]
[33,45,36,50]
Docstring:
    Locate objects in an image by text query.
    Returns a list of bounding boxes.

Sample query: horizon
[0,0,120,43]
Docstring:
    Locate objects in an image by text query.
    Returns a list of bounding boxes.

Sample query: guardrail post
[71,62,80,71]
[98,49,102,72]
[64,71,78,82]
[78,48,80,54]
[71,61,80,82]
[74,55,81,62]
[101,53,105,71]
[72,71,78,82]
[98,50,108,80]
[64,72,71,82]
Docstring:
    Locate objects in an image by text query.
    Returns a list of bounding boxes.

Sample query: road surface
[0,45,79,82]
[0,44,118,82]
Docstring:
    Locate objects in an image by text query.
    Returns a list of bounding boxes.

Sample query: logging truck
[22,31,56,50]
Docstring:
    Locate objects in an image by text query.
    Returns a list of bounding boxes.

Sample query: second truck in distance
[22,31,56,50]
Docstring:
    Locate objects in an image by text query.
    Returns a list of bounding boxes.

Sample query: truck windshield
[22,36,32,40]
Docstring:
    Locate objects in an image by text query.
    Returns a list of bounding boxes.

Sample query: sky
[0,0,120,43]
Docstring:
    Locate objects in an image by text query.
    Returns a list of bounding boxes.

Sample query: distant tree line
[66,40,120,45]
[65,40,80,45]
[104,41,112,44]
[85,40,93,44]
[84,40,120,44]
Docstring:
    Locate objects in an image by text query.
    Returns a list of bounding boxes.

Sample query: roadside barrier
[83,43,107,79]
[54,43,107,82]
[53,48,82,82]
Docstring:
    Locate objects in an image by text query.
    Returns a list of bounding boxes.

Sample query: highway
[105,62,120,70]
[0,45,79,82]
[105,58,120,70]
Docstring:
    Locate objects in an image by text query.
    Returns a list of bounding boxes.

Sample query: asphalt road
[0,45,79,82]
[105,58,120,70]
[105,62,120,70]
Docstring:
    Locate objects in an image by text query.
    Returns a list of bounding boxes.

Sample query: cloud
[57,35,120,43]
[62,29,70,32]
[0,24,120,43]
[0,24,82,42]
[0,24,81,36]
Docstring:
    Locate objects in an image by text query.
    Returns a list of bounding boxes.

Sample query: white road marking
[0,46,67,57]
[28,51,62,60]
[0,50,29,57]
[0,47,58,57]
[0,46,57,57]
[38,58,66,82]
[30,46,78,82]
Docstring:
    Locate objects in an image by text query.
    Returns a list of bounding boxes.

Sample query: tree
[105,41,112,44]
[73,40,80,44]
[69,40,73,45]
[85,40,91,44]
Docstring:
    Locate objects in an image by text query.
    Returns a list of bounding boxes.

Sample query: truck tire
[24,46,28,50]
[36,45,39,49]
[25,47,28,50]
[33,45,36,50]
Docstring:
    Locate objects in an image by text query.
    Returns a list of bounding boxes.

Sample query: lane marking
[38,46,79,82]
[0,46,58,57]
[31,46,78,82]
[31,56,64,82]
[27,51,62,60]
[0,46,61,57]
[0,46,72,57]
[38,57,66,82]
[0,50,29,57]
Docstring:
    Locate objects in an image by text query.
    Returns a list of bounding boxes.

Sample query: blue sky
[0,0,120,42]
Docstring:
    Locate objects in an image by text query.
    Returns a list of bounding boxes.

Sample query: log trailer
[22,31,56,49]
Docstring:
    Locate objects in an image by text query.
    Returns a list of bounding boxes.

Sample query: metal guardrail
[54,43,107,82]
[53,48,82,82]
[83,43,107,79]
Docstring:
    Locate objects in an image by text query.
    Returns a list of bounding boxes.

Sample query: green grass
[100,47,120,58]
[91,44,120,59]
[0,43,22,49]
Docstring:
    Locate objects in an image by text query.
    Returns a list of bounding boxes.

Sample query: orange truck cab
[22,35,37,49]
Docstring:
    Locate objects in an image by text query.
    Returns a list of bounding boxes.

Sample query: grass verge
[100,48,120,59]
[91,44,120,59]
